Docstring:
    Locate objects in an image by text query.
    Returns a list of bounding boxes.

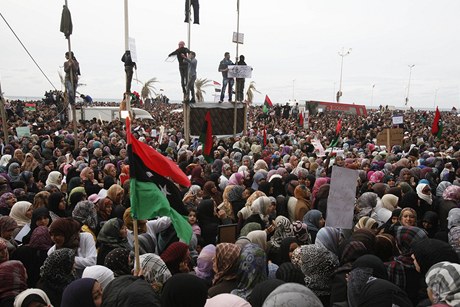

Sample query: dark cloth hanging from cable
[60,5,73,38]
[185,0,199,24]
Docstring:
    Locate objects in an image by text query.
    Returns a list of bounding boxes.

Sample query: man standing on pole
[64,51,80,105]
[218,52,234,103]
[168,41,190,102]
[121,50,136,94]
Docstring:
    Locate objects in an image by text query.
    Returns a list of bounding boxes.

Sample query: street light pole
[337,47,352,103]
[405,64,415,106]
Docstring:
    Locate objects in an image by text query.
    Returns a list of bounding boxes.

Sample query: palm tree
[135,77,159,102]
[245,81,260,103]
[194,78,212,102]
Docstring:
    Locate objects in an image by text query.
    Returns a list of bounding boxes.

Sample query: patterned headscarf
[104,248,132,277]
[231,243,267,300]
[292,221,310,244]
[72,200,98,230]
[213,243,241,285]
[0,260,27,300]
[270,216,294,249]
[40,248,77,291]
[426,262,460,306]
[138,253,172,289]
[354,216,379,231]
[291,244,339,297]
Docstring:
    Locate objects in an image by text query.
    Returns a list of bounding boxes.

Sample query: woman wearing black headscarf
[11,226,54,287]
[197,199,230,246]
[47,191,68,221]
[21,206,51,244]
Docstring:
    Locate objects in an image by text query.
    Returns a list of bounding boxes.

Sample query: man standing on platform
[168,41,190,101]
[235,55,247,102]
[218,52,234,103]
[181,51,197,104]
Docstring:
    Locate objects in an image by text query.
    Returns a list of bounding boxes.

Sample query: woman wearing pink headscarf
[312,177,329,206]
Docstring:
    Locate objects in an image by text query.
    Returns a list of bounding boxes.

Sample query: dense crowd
[0,98,459,307]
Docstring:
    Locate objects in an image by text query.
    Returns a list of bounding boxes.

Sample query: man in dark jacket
[168,41,190,100]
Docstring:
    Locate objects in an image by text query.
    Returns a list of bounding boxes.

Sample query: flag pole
[233,0,240,137]
[123,0,140,274]
[183,0,192,144]
[126,118,140,273]
[63,0,78,149]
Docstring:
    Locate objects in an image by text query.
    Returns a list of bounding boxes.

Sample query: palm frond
[195,78,212,102]
[136,77,159,100]
[246,81,260,103]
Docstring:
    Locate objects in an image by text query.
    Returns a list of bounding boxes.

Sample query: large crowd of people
[0,97,459,307]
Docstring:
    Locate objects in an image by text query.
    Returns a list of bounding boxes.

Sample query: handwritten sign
[326,166,358,229]
[392,116,403,125]
[16,126,31,138]
[228,65,252,78]
[311,139,325,157]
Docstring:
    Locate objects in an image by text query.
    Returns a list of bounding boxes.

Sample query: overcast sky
[1,0,459,108]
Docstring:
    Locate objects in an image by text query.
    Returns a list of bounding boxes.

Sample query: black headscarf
[248,279,285,307]
[161,273,208,307]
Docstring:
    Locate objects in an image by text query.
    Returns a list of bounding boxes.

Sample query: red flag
[431,107,441,135]
[299,112,304,127]
[199,111,213,157]
[335,118,342,136]
[126,118,190,187]
[263,127,267,147]
[264,95,273,107]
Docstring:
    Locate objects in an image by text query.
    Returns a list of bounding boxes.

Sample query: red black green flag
[126,118,192,243]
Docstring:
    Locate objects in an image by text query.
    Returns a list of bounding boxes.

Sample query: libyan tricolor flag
[126,118,192,243]
[329,118,342,148]
[431,107,443,139]
[262,95,273,113]
[199,111,213,162]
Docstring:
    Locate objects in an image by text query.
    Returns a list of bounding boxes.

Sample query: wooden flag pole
[133,218,140,273]
[63,0,78,149]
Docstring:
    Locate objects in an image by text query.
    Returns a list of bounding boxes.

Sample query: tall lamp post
[405,64,415,106]
[337,47,352,103]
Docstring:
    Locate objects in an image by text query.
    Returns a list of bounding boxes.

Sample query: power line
[0,11,58,91]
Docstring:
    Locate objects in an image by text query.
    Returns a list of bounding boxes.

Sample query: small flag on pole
[263,95,273,113]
